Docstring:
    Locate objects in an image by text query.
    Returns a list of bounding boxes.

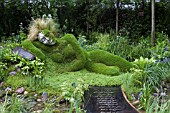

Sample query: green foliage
[146,96,170,113]
[122,73,140,100]
[129,37,151,60]
[131,57,170,111]
[78,32,151,61]
[90,33,112,51]
[139,83,151,110]
[132,56,170,89]
[145,62,170,88]
[0,93,24,113]
[60,79,88,113]
[151,32,170,61]
[139,83,170,113]
[0,44,19,80]
[1,0,169,43]
[16,58,45,76]
[0,62,8,81]
[0,42,45,90]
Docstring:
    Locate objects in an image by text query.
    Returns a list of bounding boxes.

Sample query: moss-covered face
[38,29,56,45]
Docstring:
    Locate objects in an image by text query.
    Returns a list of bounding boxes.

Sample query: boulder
[13,46,35,60]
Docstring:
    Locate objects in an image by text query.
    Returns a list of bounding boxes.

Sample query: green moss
[63,44,75,60]
[6,75,28,89]
[21,40,45,60]
[50,53,63,63]
[44,70,131,91]
[88,49,133,71]
[42,29,56,41]
[61,34,87,71]
[32,41,54,52]
[86,61,120,75]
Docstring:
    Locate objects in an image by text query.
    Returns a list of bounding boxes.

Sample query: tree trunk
[116,0,120,36]
[151,0,155,47]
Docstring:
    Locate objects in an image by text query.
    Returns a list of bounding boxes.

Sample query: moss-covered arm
[21,40,46,60]
[61,34,87,71]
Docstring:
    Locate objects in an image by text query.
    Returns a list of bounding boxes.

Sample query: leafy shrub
[0,62,7,81]
[130,37,151,60]
[60,79,88,113]
[110,35,132,59]
[150,32,170,61]
[0,43,45,84]
[78,32,151,61]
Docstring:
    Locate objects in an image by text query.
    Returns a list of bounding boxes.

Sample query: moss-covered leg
[88,49,133,71]
[85,61,120,75]
[21,40,45,60]
[61,34,86,71]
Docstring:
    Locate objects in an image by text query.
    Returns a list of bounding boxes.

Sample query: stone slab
[84,86,139,113]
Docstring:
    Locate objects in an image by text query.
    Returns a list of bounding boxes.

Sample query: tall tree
[151,0,155,46]
[116,0,120,36]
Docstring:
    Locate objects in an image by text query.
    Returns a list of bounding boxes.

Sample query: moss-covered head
[27,18,57,41]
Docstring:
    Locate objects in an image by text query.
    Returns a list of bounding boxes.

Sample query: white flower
[70,98,74,103]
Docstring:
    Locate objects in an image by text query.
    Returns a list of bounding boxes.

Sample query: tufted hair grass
[27,18,57,41]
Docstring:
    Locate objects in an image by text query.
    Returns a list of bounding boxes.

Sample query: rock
[33,110,43,113]
[24,91,28,95]
[13,46,35,60]
[167,83,170,89]
[37,99,41,102]
[153,93,159,96]
[15,87,24,94]
[0,90,5,97]
[160,92,166,96]
[0,82,4,87]
[155,87,160,93]
[16,68,21,72]
[9,71,17,76]
[42,92,48,102]
[5,87,12,92]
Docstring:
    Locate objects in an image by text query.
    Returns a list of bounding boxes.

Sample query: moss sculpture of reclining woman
[21,17,133,75]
